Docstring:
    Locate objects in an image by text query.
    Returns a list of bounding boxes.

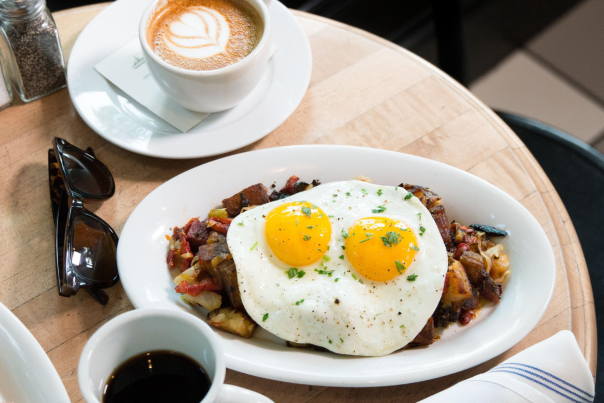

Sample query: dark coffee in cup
[103,350,211,403]
[147,0,264,71]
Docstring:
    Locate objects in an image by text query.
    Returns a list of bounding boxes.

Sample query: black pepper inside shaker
[0,0,66,102]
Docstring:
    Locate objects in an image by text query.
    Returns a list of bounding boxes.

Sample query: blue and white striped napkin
[420,331,595,403]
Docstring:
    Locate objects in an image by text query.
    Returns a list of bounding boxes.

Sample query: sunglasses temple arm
[85,287,109,305]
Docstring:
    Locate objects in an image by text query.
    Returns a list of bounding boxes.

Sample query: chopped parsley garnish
[333,194,338,197]
[410,243,420,251]
[407,274,418,281]
[286,268,306,279]
[360,315,364,319]
[311,204,318,208]
[301,206,311,218]
[419,226,426,236]
[372,205,387,213]
[315,268,334,277]
[400,324,405,328]
[342,229,350,238]
[340,338,344,343]
[361,189,368,195]
[328,215,334,218]
[377,189,383,196]
[250,242,258,250]
[417,212,422,220]
[328,340,333,344]
[351,273,358,280]
[307,225,314,229]
[295,299,305,305]
[359,236,373,243]
[327,245,331,251]
[303,234,310,241]
[341,245,346,250]
[237,222,244,226]
[395,260,406,274]
[334,278,340,282]
[346,192,351,196]
[381,231,400,247]
[404,192,413,200]
[263,313,269,322]
[323,255,331,261]
[339,255,344,260]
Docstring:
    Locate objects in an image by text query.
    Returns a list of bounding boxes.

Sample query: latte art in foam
[164,7,230,59]
[148,0,263,71]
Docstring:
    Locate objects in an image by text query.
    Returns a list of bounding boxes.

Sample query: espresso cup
[139,0,272,113]
[78,309,274,403]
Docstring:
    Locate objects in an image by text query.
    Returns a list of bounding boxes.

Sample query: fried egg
[227,180,448,356]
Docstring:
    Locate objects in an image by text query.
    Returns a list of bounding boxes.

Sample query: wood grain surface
[0,3,595,402]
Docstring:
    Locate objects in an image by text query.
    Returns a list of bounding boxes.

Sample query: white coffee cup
[139,0,272,113]
[78,308,273,403]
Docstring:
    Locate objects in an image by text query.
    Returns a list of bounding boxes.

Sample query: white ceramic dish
[0,302,70,403]
[67,0,311,159]
[117,146,556,387]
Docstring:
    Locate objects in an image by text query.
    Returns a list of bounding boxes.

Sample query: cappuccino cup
[140,0,272,113]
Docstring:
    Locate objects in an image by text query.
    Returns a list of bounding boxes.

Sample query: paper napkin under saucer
[95,39,208,132]
[420,330,595,403]
[95,39,277,133]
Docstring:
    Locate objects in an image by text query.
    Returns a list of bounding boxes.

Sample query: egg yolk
[265,201,332,267]
[345,217,418,282]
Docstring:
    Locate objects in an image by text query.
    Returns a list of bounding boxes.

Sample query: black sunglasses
[48,138,119,305]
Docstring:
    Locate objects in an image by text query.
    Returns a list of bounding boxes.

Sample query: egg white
[227,180,448,356]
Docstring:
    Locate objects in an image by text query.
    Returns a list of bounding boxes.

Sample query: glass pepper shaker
[0,0,66,102]
[0,58,12,111]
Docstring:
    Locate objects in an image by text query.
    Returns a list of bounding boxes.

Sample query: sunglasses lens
[70,214,118,285]
[62,146,113,197]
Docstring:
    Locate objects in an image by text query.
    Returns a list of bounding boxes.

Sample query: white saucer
[67,0,311,159]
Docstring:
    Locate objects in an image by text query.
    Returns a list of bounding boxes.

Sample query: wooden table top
[0,3,595,402]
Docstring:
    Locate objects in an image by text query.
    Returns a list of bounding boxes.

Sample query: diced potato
[491,252,511,284]
[181,291,222,312]
[173,266,197,285]
[207,307,256,338]
[441,261,472,305]
[208,208,228,219]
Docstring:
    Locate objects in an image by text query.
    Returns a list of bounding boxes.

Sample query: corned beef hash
[166,176,511,356]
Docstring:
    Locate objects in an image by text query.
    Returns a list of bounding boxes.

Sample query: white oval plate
[117,146,555,387]
[67,0,311,159]
[0,303,70,403]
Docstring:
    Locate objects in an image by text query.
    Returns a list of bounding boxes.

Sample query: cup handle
[217,384,274,403]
